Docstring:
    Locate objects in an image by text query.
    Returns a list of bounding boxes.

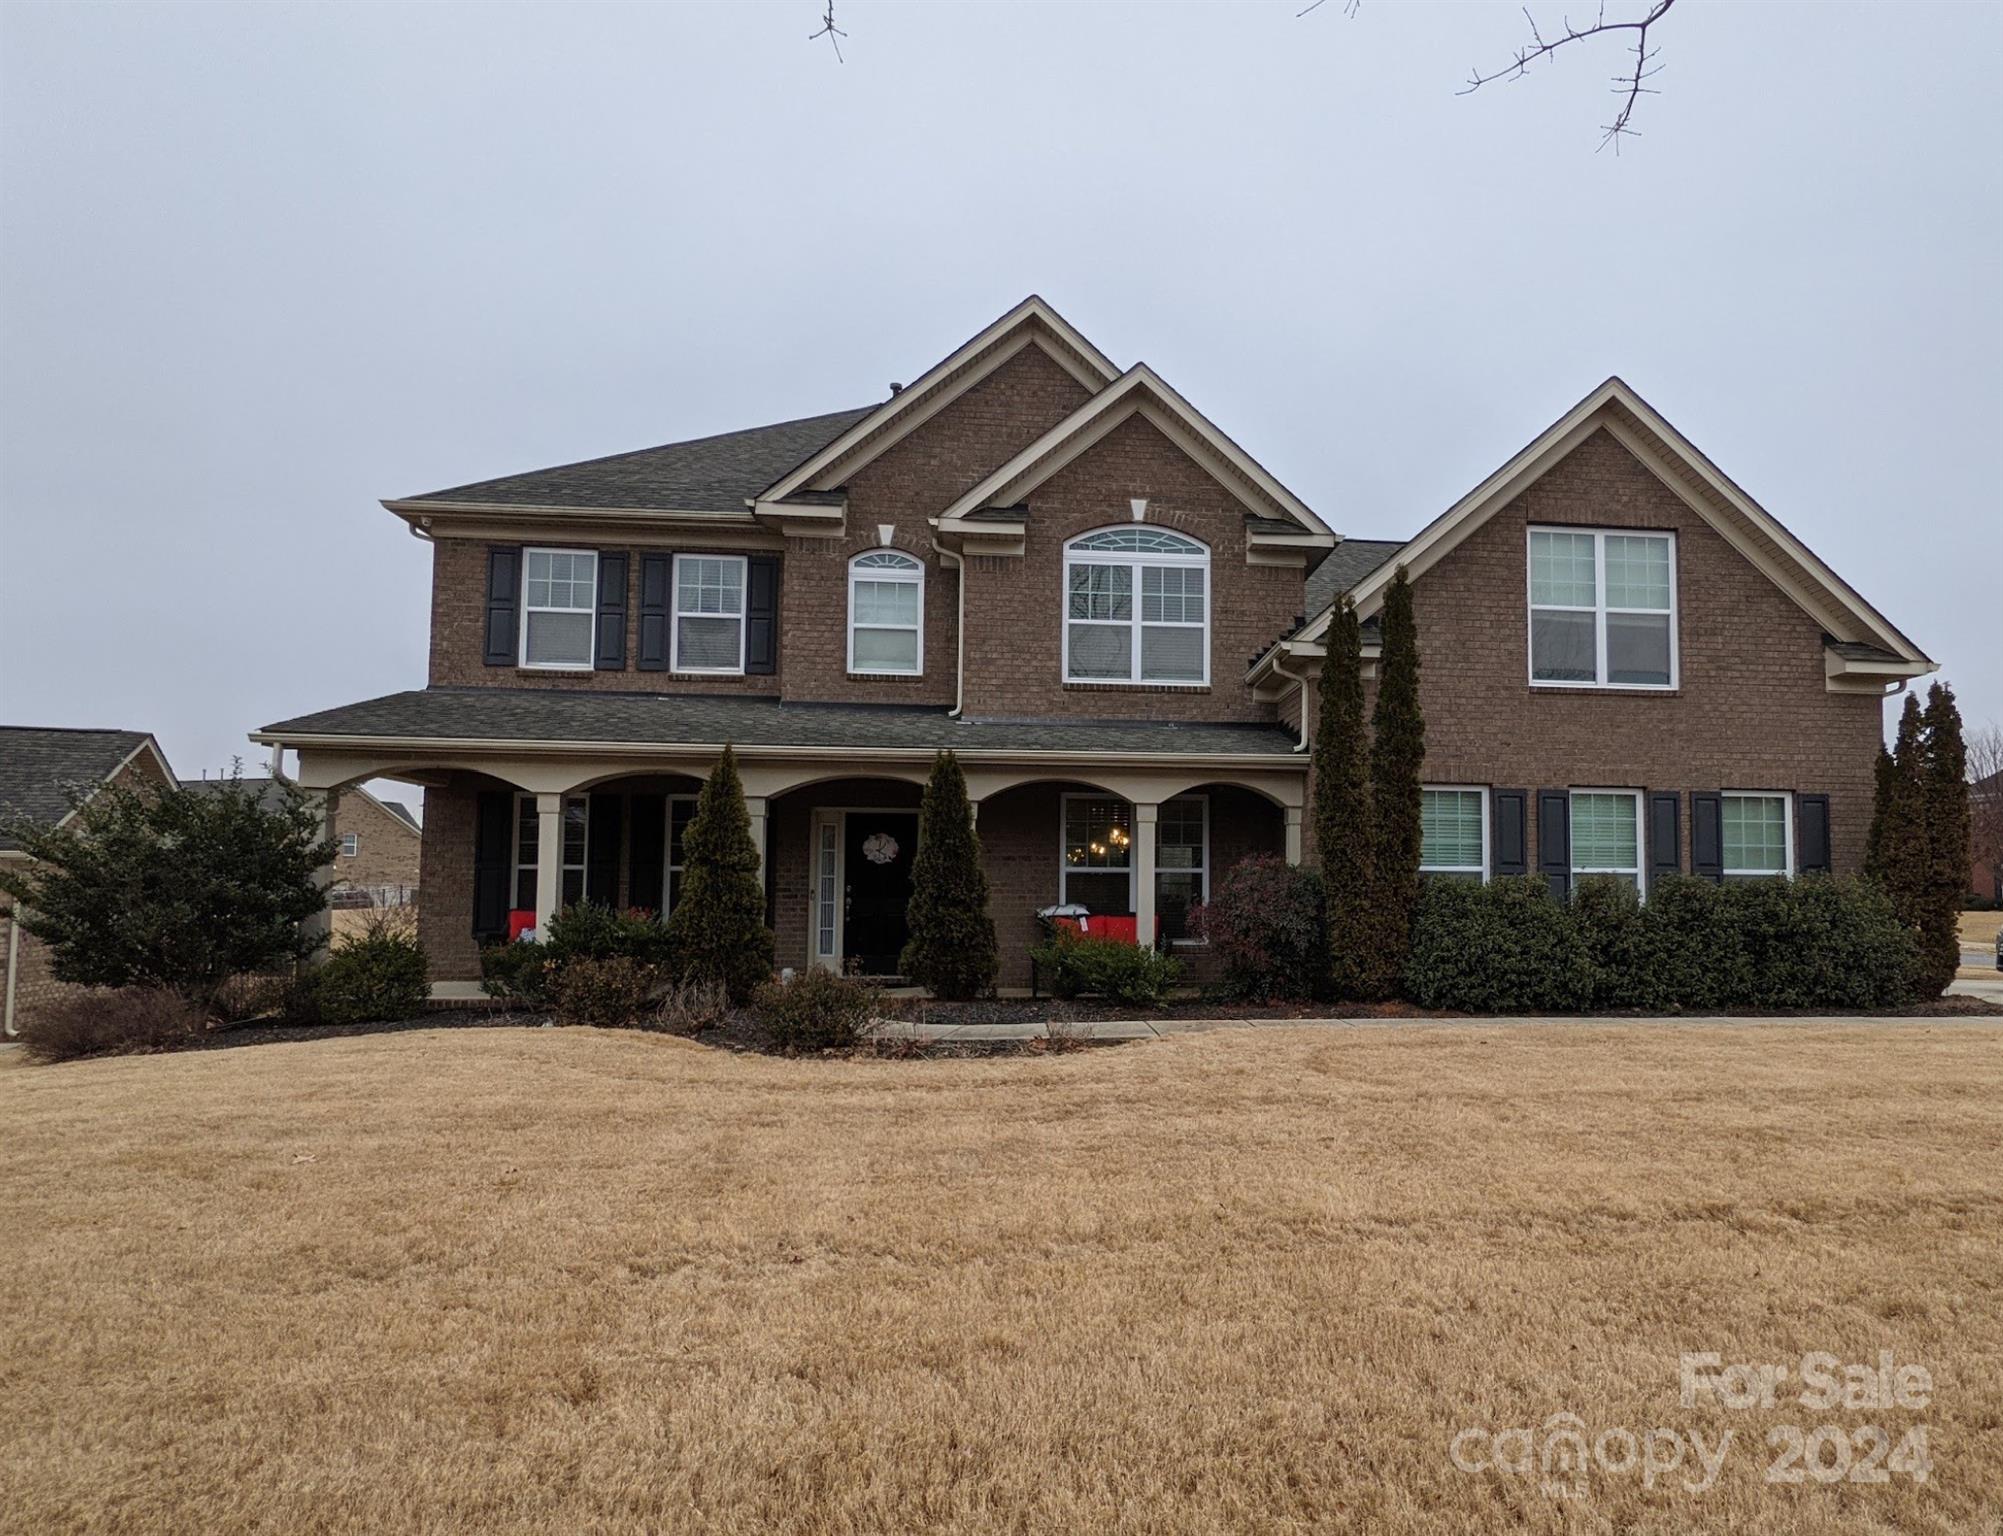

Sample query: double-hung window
[1723,791,1792,879]
[513,793,589,910]
[671,554,747,673]
[522,548,598,669]
[1528,527,1676,688]
[1064,528,1209,685]
[1156,796,1208,938]
[1570,789,1643,889]
[665,795,699,911]
[1059,793,1208,930]
[339,833,359,859]
[1420,787,1488,880]
[848,550,923,675]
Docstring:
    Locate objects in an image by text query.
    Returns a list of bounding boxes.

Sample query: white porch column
[745,796,768,890]
[1133,801,1158,947]
[300,789,338,966]
[533,792,563,934]
[1284,806,1304,866]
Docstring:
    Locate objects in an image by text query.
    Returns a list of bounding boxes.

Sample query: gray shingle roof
[1303,538,1406,626]
[181,774,293,815]
[1823,639,1907,664]
[403,406,878,513]
[0,728,156,849]
[260,689,1301,759]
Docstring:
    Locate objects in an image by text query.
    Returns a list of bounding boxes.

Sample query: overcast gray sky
[3,1,1997,817]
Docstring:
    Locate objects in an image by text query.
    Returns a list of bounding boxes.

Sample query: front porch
[254,690,1309,994]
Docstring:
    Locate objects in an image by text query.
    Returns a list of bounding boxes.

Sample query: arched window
[848,549,924,675]
[1063,527,1209,685]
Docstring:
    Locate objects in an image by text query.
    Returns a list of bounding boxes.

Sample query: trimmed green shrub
[755,968,880,1051]
[1030,931,1181,1008]
[1404,877,1594,1012]
[551,955,660,1029]
[18,986,207,1063]
[545,902,672,970]
[901,751,997,999]
[312,928,431,1025]
[1189,855,1327,1001]
[481,939,554,1007]
[664,746,775,1003]
[1570,875,1655,1010]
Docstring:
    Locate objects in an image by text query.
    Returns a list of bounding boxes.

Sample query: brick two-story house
[254,298,1935,991]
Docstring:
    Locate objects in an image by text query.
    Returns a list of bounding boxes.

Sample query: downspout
[1270,653,1312,752]
[935,542,967,718]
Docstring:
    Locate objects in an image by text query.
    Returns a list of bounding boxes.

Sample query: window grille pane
[525,609,593,667]
[562,797,588,867]
[1570,792,1639,872]
[678,557,743,616]
[677,615,742,669]
[1140,625,1204,681]
[1141,566,1205,623]
[1070,528,1203,554]
[1529,531,1597,606]
[1067,563,1131,621]
[668,798,696,869]
[1064,799,1132,872]
[1604,535,1671,609]
[1723,795,1787,873]
[854,551,919,571]
[1159,798,1205,870]
[852,628,918,671]
[1068,622,1131,679]
[1531,609,1596,682]
[1422,790,1485,870]
[1606,611,1672,685]
[1064,871,1131,914]
[853,580,919,627]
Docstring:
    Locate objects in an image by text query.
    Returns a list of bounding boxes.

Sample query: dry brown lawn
[3,1022,2001,1535]
[1962,910,2003,950]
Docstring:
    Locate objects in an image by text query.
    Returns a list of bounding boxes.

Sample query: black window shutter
[595,553,629,671]
[627,793,667,915]
[483,547,522,667]
[638,555,672,671]
[1691,791,1724,881]
[586,792,623,906]
[1492,789,1528,877]
[1536,789,1570,901]
[472,790,512,937]
[1648,791,1682,888]
[1798,793,1832,874]
[745,554,779,675]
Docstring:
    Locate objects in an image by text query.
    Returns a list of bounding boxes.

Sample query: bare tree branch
[1297,0,1361,19]
[809,1,846,63]
[1969,723,2003,902]
[1458,0,1679,150]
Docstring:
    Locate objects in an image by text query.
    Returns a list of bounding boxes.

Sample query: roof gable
[935,364,1333,540]
[1281,377,1931,667]
[0,728,172,849]
[757,296,1121,505]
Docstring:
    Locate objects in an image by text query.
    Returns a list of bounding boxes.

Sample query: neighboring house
[0,727,176,1035]
[180,776,423,911]
[253,297,1936,990]
[1973,769,2003,903]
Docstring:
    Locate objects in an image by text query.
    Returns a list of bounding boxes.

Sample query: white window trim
[1420,785,1489,880]
[1062,527,1211,688]
[339,832,359,858]
[1568,787,1645,884]
[520,546,599,670]
[669,553,749,675]
[513,792,588,910]
[1526,526,1679,692]
[662,793,699,913]
[846,550,924,676]
[1722,789,1795,878]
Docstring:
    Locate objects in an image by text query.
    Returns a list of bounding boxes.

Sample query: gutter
[1269,654,1312,752]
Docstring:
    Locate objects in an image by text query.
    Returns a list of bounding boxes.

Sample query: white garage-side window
[848,550,924,675]
[1063,527,1209,686]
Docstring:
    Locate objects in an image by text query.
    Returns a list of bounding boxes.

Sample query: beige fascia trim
[759,298,1121,504]
[937,365,1332,540]
[1825,648,1937,694]
[254,731,1307,775]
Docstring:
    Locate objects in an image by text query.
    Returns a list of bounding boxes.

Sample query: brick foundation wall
[1302,428,1883,876]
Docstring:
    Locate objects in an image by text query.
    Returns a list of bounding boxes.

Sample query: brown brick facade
[330,789,422,899]
[1303,428,1883,876]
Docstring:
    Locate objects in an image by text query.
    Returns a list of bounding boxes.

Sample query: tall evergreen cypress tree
[1863,742,1897,883]
[664,745,775,1002]
[1917,682,1970,996]
[1315,596,1374,999]
[901,750,997,999]
[1365,566,1425,998]
[1868,692,1930,929]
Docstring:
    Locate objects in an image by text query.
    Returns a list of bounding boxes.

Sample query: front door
[842,811,918,975]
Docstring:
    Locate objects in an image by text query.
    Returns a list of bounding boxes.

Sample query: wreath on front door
[861,831,900,865]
